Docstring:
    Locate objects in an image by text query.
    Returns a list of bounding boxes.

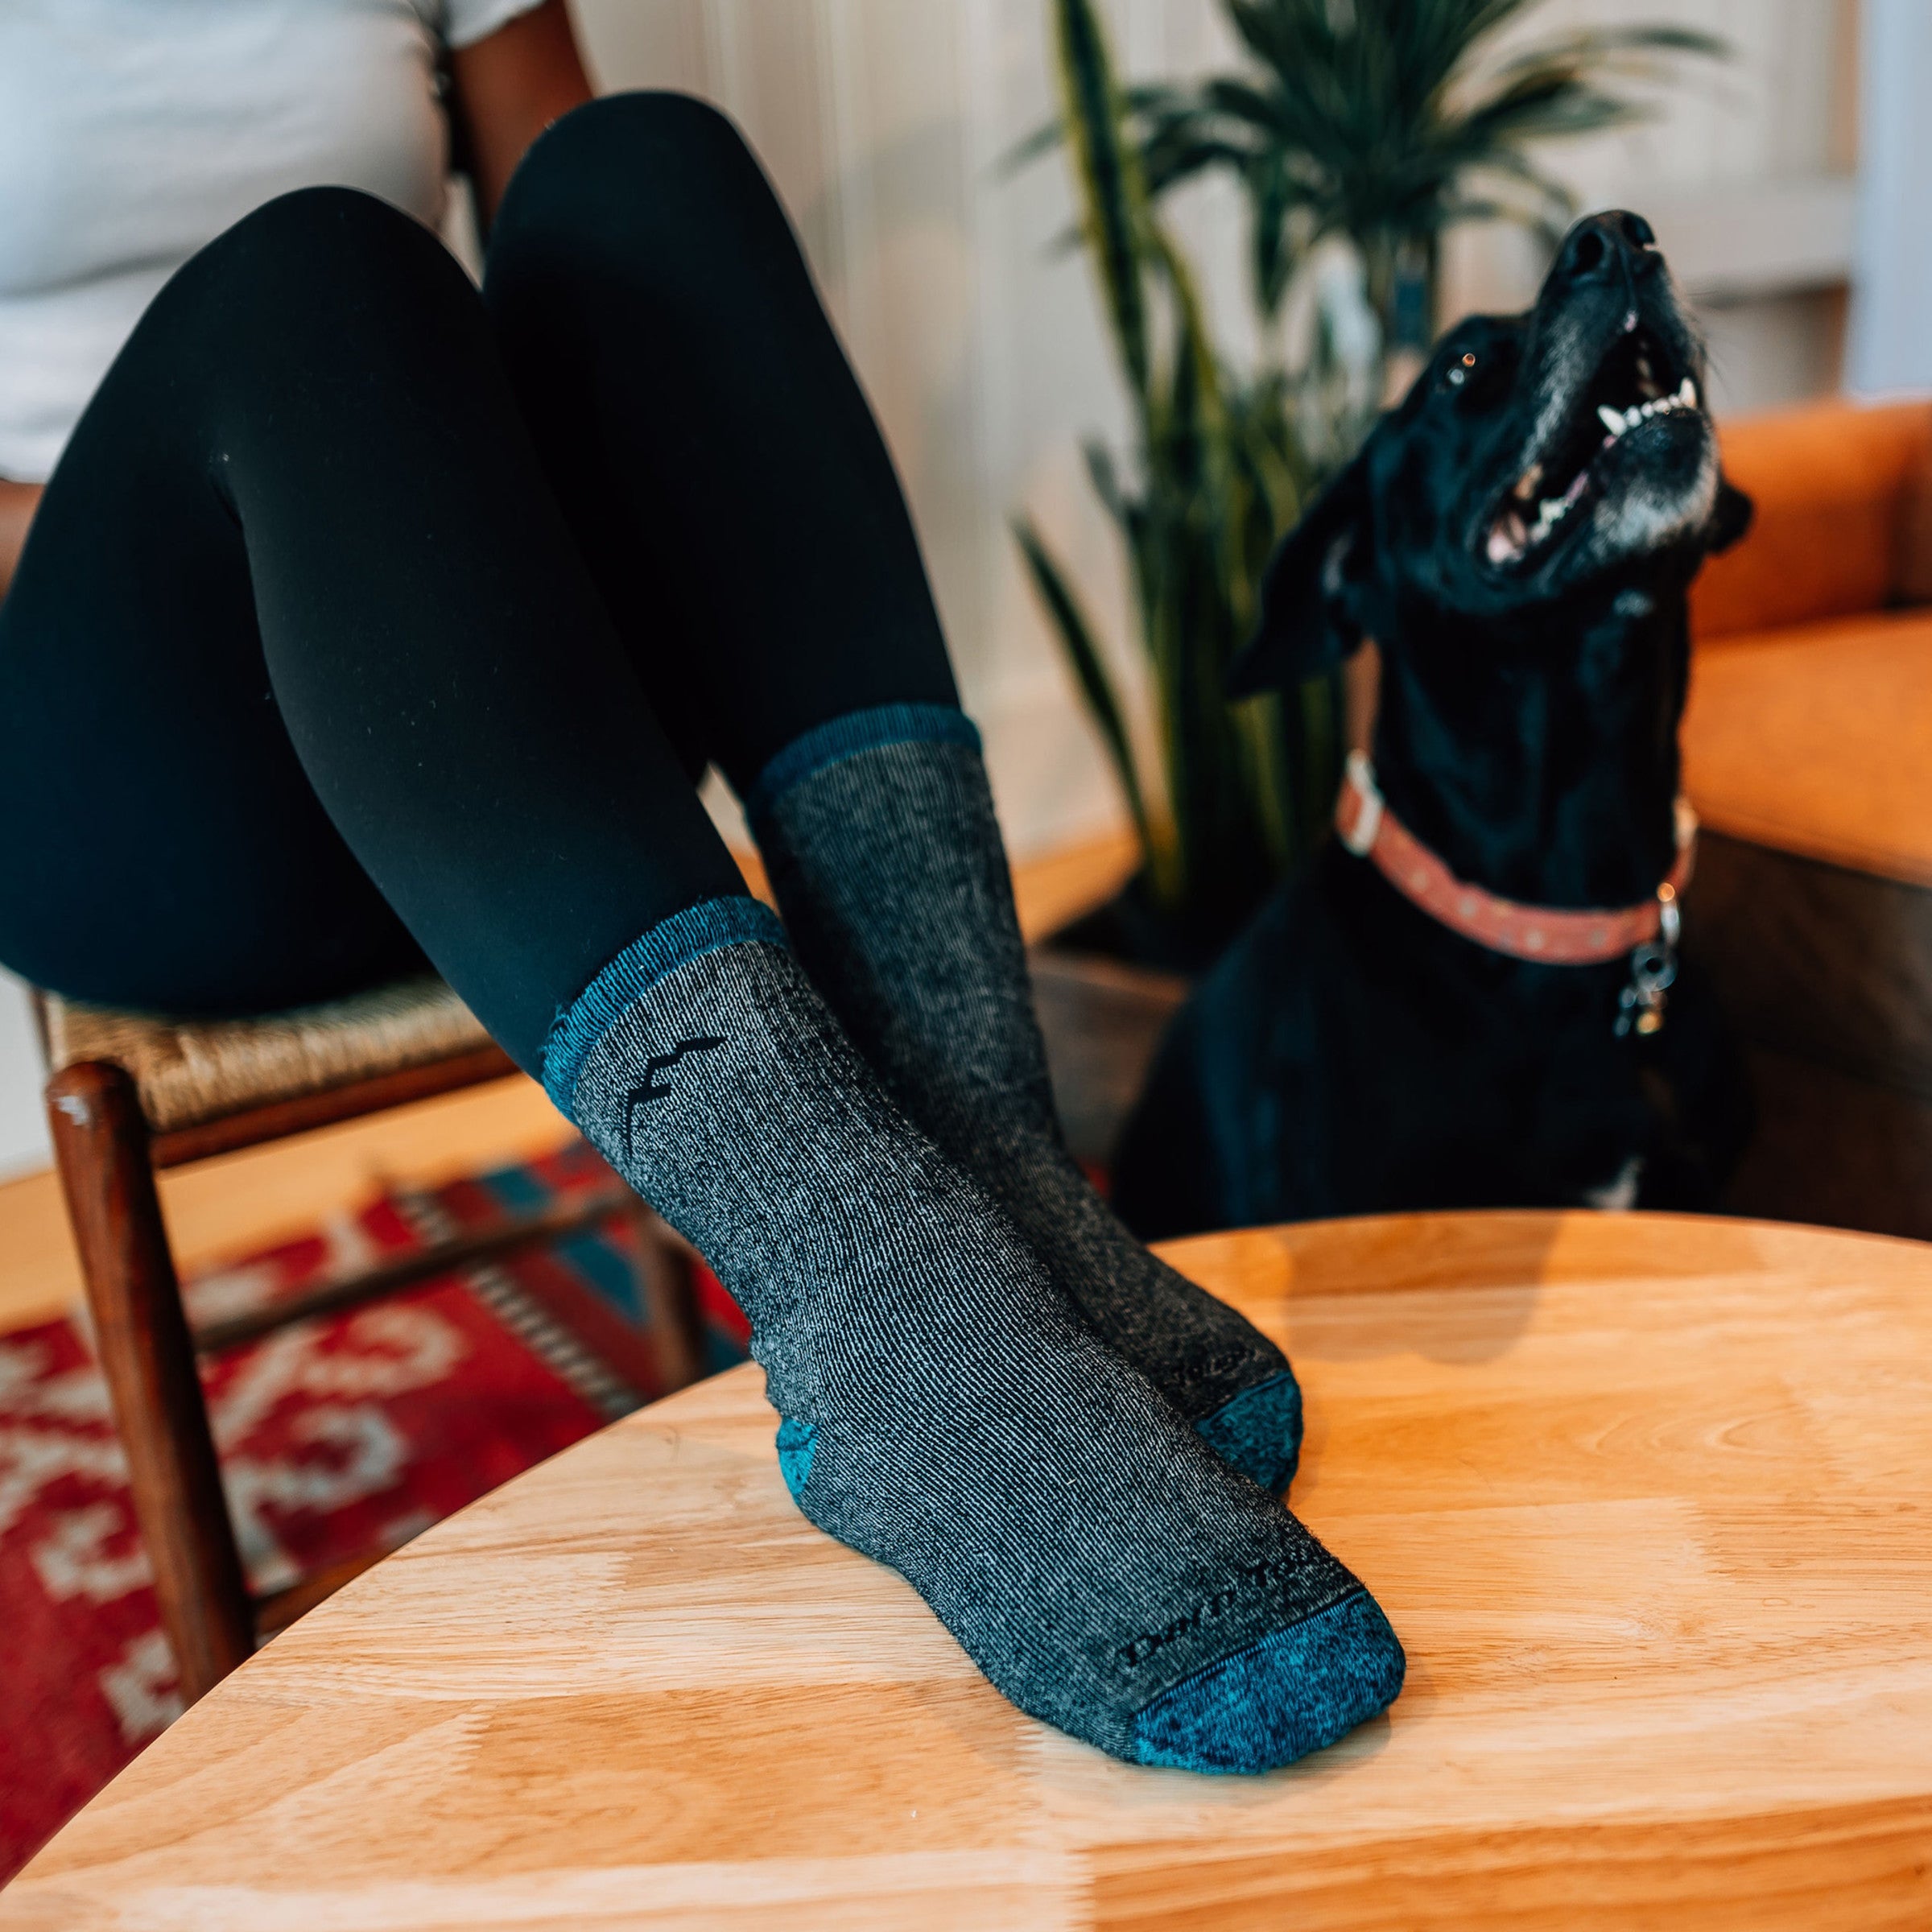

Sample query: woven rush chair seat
[40,974,500,1150]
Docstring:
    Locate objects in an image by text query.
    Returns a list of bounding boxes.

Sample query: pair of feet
[544,708,1405,1772]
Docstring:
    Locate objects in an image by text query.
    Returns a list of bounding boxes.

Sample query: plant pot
[1028,944,1187,1170]
[1049,869,1261,977]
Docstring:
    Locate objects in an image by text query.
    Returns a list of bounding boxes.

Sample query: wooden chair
[35,972,707,1707]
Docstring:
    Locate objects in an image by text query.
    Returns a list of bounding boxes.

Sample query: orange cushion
[1691,402,1932,642]
[1682,609,1932,884]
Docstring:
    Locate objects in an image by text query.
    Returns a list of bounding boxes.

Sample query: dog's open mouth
[1484,324,1700,571]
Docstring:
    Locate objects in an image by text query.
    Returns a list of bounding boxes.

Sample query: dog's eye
[1443,351,1476,390]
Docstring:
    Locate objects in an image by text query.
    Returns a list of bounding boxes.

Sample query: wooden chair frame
[43,1044,704,1706]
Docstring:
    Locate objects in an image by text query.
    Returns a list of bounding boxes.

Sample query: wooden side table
[6,1211,1931,1928]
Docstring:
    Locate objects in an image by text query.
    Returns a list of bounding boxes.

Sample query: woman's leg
[481,90,957,789]
[482,94,1304,1492]
[0,184,743,1053]
[0,184,1400,1770]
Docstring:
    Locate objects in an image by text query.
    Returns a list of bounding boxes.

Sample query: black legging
[0,92,957,1075]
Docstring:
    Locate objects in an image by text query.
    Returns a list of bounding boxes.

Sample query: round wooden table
[8,1212,1932,1929]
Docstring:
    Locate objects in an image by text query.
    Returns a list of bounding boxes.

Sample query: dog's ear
[1706,477,1753,555]
[1227,450,1375,696]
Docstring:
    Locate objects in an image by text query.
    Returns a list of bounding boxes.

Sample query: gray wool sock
[543,898,1402,1770]
[745,704,1303,1492]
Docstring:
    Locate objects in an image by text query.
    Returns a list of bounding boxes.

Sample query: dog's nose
[1557,212,1658,284]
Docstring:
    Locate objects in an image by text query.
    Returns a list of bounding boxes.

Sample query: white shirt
[0,0,543,481]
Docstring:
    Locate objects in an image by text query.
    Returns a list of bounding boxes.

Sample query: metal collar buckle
[1616,883,1680,1038]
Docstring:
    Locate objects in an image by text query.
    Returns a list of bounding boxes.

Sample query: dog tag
[1616,889,1680,1038]
[1616,932,1678,1038]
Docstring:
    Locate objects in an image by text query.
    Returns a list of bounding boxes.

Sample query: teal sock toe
[1195,1372,1303,1495]
[1132,1591,1405,1774]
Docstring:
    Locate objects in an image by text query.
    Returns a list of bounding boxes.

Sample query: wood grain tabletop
[6,1210,1931,1929]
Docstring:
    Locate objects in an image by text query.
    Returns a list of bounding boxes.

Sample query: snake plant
[1015,0,1333,964]
[1129,0,1726,363]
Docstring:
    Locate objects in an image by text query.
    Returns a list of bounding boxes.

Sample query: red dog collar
[1335,752,1695,966]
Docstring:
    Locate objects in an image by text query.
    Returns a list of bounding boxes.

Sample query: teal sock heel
[776,1418,818,1501]
[1195,1372,1303,1496]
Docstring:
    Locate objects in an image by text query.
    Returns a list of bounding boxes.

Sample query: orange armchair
[1692,400,1932,643]
[1677,399,1932,1240]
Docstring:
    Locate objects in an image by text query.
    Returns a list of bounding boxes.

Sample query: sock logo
[629,1034,727,1106]
[1119,1557,1319,1667]
[623,1035,727,1165]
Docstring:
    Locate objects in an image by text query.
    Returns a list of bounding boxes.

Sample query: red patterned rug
[0,1139,748,1884]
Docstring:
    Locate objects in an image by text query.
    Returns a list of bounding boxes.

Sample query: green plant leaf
[1012,516,1167,890]
[1052,0,1154,402]
[1132,0,1731,353]
[1081,438,1130,528]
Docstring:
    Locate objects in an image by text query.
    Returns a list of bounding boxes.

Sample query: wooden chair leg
[47,1062,254,1705]
[629,1204,708,1396]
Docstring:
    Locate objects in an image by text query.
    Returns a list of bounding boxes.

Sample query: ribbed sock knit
[746,705,1303,1492]
[543,898,1402,1769]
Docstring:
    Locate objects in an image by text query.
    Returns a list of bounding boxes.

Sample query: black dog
[1112,212,1754,1239]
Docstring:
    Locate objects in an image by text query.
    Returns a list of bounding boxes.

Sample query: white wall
[1847,0,1932,394]
[0,973,46,1179]
[0,0,1859,1182]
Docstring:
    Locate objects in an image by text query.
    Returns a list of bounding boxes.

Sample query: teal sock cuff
[741,703,981,824]
[541,895,787,1110]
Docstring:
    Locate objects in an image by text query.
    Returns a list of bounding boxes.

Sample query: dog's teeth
[1679,377,1697,407]
[1598,405,1624,436]
[1487,507,1530,564]
[1513,463,1543,502]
